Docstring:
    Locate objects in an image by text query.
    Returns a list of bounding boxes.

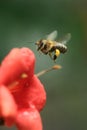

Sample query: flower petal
[0,48,35,85]
[0,85,17,126]
[26,75,46,111]
[12,75,46,111]
[16,107,42,130]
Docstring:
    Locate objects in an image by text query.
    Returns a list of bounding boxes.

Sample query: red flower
[0,48,46,130]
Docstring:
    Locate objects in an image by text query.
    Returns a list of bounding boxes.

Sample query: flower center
[8,73,28,92]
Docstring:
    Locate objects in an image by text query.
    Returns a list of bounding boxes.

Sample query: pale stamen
[36,65,62,77]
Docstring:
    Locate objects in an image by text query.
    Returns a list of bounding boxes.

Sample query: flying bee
[35,30,71,61]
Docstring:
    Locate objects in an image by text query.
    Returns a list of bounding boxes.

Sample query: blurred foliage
[0,0,87,130]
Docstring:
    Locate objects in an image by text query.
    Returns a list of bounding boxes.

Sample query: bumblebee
[35,30,71,61]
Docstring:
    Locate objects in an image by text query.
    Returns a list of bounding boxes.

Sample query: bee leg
[38,51,42,56]
[53,49,60,61]
[49,52,53,60]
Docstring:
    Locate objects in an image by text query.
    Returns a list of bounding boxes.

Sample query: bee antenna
[27,41,34,43]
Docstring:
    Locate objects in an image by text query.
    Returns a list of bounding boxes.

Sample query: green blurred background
[0,0,87,130]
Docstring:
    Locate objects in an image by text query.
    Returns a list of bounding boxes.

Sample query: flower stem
[0,118,4,125]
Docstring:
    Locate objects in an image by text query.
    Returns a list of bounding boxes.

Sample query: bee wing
[59,33,71,44]
[46,30,58,40]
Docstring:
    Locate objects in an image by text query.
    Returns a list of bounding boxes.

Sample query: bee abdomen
[56,45,67,53]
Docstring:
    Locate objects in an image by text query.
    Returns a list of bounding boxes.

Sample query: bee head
[35,40,44,51]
